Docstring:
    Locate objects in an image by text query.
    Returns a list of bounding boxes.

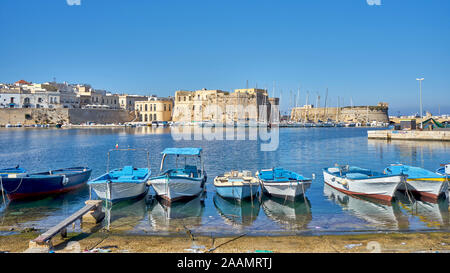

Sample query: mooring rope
[0,176,6,206]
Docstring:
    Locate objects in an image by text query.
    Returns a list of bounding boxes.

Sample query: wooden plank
[33,203,97,243]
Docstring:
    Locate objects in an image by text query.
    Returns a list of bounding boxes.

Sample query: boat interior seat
[346,173,370,179]
[122,166,134,176]
[115,175,137,181]
[328,167,340,174]
[184,165,199,178]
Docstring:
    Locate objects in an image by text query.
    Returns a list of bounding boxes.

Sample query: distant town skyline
[1,0,449,116]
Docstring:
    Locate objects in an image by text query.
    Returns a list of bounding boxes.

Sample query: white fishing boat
[323,165,405,202]
[213,170,259,200]
[384,164,449,201]
[149,148,206,202]
[256,168,313,200]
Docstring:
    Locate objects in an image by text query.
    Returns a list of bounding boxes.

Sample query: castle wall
[290,106,389,123]
[0,108,134,125]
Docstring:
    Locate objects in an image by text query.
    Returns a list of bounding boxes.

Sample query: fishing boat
[213,170,259,200]
[323,165,405,202]
[256,168,313,200]
[149,148,206,202]
[436,164,449,177]
[88,148,151,202]
[384,164,449,201]
[0,166,27,178]
[0,167,92,201]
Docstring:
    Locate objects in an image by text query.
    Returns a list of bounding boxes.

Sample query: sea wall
[0,108,135,125]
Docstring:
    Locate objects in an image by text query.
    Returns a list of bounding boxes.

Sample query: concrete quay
[368,130,450,141]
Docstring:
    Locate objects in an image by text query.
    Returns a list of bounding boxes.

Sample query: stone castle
[172,88,279,123]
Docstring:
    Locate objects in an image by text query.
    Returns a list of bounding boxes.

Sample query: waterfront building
[135,96,173,122]
[172,88,279,123]
[118,95,148,111]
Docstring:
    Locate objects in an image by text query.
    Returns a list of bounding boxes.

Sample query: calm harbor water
[0,127,449,236]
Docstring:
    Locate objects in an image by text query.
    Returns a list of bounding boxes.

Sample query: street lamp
[416,78,424,129]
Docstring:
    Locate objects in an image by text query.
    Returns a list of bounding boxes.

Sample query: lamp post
[416,78,424,129]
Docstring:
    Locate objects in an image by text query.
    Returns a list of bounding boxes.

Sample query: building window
[149,114,152,121]
[144,114,147,122]
[154,114,157,120]
[145,104,148,111]
[184,97,186,101]
[164,104,166,111]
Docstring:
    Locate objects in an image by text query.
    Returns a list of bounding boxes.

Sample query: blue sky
[0,0,449,115]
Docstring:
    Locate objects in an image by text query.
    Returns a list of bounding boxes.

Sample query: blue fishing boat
[88,148,151,202]
[384,164,448,201]
[213,170,259,200]
[0,166,27,177]
[0,167,92,201]
[257,168,313,200]
[149,148,206,202]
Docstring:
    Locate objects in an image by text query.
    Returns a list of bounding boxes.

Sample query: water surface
[0,127,449,236]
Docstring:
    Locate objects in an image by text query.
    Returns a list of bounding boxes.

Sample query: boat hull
[90,182,148,202]
[398,178,449,201]
[2,167,92,201]
[260,181,311,200]
[150,176,205,202]
[215,184,260,200]
[323,170,402,202]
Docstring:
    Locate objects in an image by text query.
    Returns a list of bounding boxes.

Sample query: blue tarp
[384,164,442,179]
[162,147,202,156]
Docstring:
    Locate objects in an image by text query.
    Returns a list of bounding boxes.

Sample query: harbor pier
[27,200,104,251]
[368,130,450,141]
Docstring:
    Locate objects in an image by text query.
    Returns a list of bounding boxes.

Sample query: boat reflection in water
[395,192,450,228]
[324,183,409,230]
[147,194,205,232]
[261,195,312,230]
[213,194,260,228]
[103,196,148,231]
[0,187,89,228]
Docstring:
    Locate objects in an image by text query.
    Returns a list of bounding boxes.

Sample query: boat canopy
[162,148,202,156]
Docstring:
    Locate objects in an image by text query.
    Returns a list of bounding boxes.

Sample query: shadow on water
[146,193,205,233]
[394,191,450,229]
[103,196,149,231]
[323,184,410,230]
[261,195,312,230]
[0,186,89,228]
[213,194,260,227]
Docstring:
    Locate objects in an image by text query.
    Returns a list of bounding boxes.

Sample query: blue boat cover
[384,164,442,179]
[162,148,202,156]
[259,168,309,182]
